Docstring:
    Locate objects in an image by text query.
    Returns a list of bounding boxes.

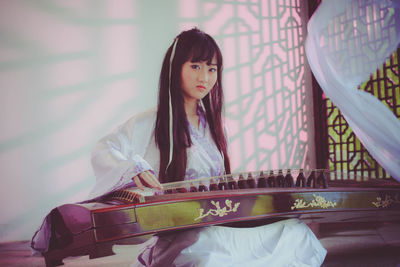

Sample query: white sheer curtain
[306,0,400,181]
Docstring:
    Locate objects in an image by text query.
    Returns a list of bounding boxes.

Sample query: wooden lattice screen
[309,1,400,180]
[324,48,400,180]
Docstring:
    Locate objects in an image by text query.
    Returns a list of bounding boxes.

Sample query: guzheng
[42,169,400,266]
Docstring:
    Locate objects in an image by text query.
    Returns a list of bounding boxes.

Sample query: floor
[1,222,399,267]
[319,221,400,267]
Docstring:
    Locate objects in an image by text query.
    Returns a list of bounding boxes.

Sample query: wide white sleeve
[89,109,157,198]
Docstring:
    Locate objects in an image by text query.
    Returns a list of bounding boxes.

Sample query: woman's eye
[209,68,217,73]
[191,65,200,70]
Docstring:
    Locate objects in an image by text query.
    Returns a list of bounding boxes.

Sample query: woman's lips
[197,85,206,91]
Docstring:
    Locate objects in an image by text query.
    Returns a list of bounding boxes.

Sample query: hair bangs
[189,38,218,65]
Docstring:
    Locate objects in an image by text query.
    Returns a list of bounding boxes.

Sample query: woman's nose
[198,67,209,82]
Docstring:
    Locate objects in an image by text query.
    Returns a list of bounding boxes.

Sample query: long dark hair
[155,28,231,183]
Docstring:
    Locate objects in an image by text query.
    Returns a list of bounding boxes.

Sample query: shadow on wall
[0,0,314,242]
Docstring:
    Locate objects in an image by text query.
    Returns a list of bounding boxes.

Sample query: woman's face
[180,55,218,103]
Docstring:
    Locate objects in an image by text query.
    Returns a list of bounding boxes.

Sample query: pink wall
[0,0,315,242]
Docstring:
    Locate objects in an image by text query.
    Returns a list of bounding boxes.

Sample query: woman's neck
[184,99,198,117]
[184,99,200,129]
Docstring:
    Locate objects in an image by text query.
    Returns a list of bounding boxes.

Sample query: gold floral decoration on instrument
[291,194,337,210]
[194,199,241,221]
[372,194,400,208]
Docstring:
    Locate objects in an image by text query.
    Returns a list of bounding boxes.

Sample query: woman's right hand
[132,170,163,190]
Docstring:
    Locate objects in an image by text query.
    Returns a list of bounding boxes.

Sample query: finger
[133,175,145,190]
[140,171,161,189]
[139,171,162,190]
[143,171,163,189]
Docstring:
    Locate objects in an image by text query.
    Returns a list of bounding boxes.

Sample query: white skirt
[133,218,327,267]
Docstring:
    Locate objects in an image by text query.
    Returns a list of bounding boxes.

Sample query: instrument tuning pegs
[190,185,198,192]
[228,175,238,190]
[317,171,328,188]
[238,174,247,189]
[276,169,285,187]
[295,169,306,187]
[209,178,220,191]
[267,170,276,187]
[284,169,294,187]
[247,173,256,188]
[198,183,208,192]
[218,177,228,190]
[307,170,317,188]
[257,171,268,188]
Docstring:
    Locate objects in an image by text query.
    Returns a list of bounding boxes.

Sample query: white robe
[32,108,327,266]
[90,108,326,267]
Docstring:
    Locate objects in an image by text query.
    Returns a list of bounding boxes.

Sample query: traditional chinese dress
[32,107,327,266]
[91,107,327,267]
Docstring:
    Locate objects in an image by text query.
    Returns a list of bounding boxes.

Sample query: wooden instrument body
[43,182,400,266]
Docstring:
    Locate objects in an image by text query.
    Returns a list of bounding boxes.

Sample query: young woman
[90,28,327,266]
[90,28,229,198]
